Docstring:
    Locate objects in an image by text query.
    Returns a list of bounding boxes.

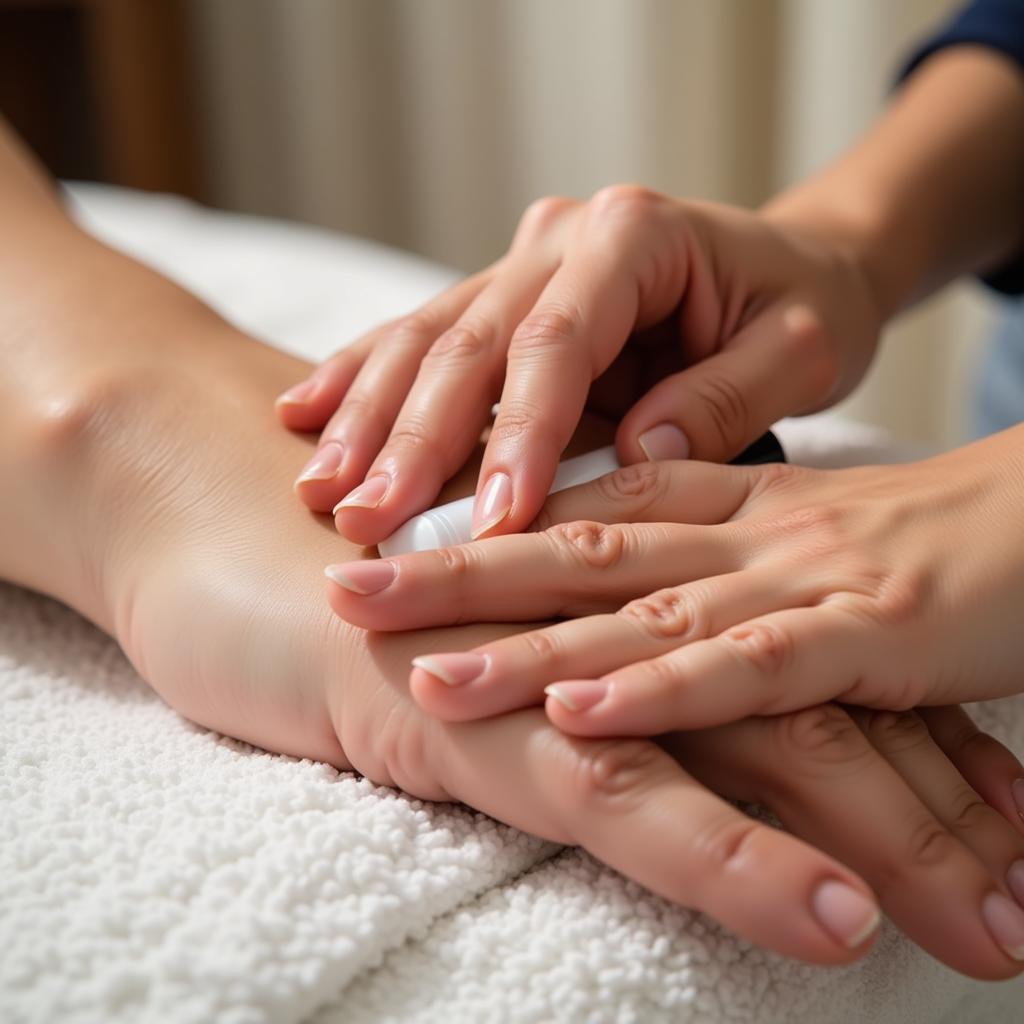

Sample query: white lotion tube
[377,446,621,557]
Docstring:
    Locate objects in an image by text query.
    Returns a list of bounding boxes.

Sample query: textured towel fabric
[1,184,1021,1024]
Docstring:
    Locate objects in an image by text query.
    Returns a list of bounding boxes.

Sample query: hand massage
[3,0,1024,1021]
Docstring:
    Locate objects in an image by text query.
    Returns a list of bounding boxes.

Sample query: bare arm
[766,46,1024,318]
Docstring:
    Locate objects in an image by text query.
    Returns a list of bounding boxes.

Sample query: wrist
[761,186,907,324]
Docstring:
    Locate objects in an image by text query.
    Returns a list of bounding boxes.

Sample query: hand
[17,291,1024,978]
[275,188,881,546]
[325,429,1024,731]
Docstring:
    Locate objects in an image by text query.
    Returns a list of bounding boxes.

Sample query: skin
[279,46,1024,547]
[2,120,1024,975]
[327,440,1024,736]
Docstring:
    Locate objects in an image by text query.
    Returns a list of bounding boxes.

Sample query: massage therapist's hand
[276,188,880,545]
[325,425,1024,731]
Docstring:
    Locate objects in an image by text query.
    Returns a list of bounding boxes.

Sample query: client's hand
[111,352,1023,975]
[326,433,1024,733]
[276,188,879,546]
[9,216,1018,978]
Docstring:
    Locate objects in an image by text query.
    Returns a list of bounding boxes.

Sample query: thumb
[616,303,837,464]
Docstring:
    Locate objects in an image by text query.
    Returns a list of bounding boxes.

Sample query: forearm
[764,46,1024,319]
[0,120,239,622]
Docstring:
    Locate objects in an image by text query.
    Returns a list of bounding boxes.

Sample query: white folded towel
[1,184,1020,1024]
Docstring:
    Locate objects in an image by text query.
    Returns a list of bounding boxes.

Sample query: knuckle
[570,738,665,809]
[687,814,764,878]
[509,308,578,355]
[545,520,627,571]
[947,786,999,837]
[781,305,842,402]
[774,705,868,768]
[379,715,451,802]
[322,391,387,434]
[516,627,564,666]
[425,317,495,362]
[597,461,669,513]
[761,504,844,552]
[517,195,575,237]
[487,404,537,446]
[619,586,708,641]
[721,621,793,676]
[747,460,804,499]
[862,710,931,754]
[588,184,660,221]
[387,308,441,351]
[691,372,750,452]
[433,543,478,580]
[870,569,929,627]
[902,814,962,871]
[385,418,441,457]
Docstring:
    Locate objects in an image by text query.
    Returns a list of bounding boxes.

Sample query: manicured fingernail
[472,472,512,538]
[334,473,390,513]
[811,881,880,949]
[324,559,395,595]
[637,423,690,462]
[1012,778,1024,824]
[296,441,345,485]
[1007,860,1024,909]
[544,681,608,713]
[982,891,1024,960]
[276,379,318,406]
[411,652,488,687]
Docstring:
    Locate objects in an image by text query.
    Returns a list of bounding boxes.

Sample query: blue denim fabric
[971,298,1024,438]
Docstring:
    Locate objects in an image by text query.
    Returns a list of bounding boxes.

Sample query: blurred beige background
[184,0,1001,448]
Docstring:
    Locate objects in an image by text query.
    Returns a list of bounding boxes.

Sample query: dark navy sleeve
[898,0,1024,295]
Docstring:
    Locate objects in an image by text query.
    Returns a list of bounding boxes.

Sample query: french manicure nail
[1012,778,1024,824]
[472,472,513,538]
[296,441,345,484]
[637,423,690,462]
[324,559,396,595]
[1007,860,1024,909]
[544,680,608,713]
[811,880,880,949]
[411,652,488,687]
[334,474,390,513]
[982,891,1024,961]
[276,379,318,406]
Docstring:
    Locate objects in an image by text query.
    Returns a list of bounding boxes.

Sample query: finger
[543,602,875,735]
[919,705,1024,837]
[672,708,1023,978]
[852,708,1024,910]
[433,707,880,965]
[334,250,564,546]
[474,190,688,540]
[533,457,762,533]
[325,520,744,631]
[275,334,376,433]
[616,303,837,465]
[294,270,492,512]
[409,567,819,723]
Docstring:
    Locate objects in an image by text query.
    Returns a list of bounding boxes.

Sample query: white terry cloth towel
[2,183,1022,1024]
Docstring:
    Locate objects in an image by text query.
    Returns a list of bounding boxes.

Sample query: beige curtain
[187,0,996,448]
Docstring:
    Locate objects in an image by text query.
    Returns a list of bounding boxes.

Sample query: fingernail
[324,559,395,595]
[982,891,1024,961]
[637,423,690,462]
[296,441,345,484]
[411,652,488,687]
[544,680,608,713]
[276,379,318,406]
[811,880,880,949]
[1007,860,1024,909]
[334,474,390,513]
[1012,778,1024,824]
[472,472,512,538]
